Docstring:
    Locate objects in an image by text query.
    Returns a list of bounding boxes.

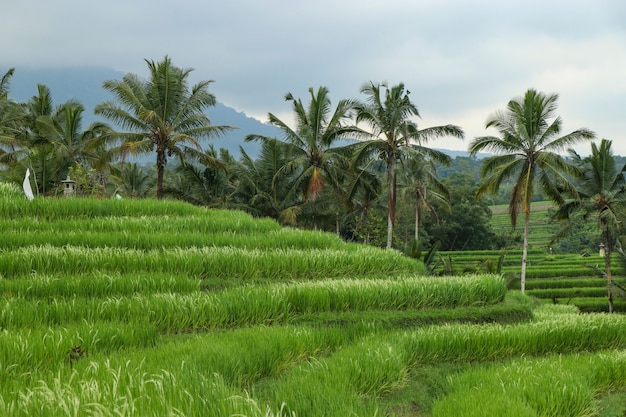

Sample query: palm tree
[246,86,358,206]
[95,56,232,199]
[554,139,626,312]
[235,139,302,225]
[0,68,13,98]
[166,146,236,208]
[0,68,26,170]
[397,154,451,243]
[109,162,154,198]
[469,88,595,293]
[35,99,111,182]
[353,81,464,248]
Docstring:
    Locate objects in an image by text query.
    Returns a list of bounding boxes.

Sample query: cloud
[1,0,625,155]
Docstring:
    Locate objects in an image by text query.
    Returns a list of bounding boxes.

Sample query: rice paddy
[1,184,626,416]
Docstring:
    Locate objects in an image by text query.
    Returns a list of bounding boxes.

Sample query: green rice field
[1,182,626,416]
[439,201,626,313]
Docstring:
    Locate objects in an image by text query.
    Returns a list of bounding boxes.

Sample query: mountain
[2,66,276,158]
[2,66,482,160]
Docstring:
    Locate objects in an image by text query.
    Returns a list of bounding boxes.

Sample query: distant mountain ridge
[1,66,480,160]
[2,66,274,158]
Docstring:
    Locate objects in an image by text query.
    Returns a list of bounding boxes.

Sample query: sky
[2,0,625,155]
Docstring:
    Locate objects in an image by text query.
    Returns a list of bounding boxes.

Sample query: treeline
[1,57,622,269]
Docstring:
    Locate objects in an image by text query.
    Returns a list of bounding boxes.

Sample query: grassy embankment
[1,182,626,416]
[436,201,626,313]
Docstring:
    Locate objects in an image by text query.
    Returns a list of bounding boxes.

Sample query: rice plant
[0,272,200,299]
[431,351,626,417]
[0,245,423,279]
[0,275,502,331]
[253,307,626,416]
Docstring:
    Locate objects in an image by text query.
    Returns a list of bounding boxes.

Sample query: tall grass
[0,211,281,235]
[0,272,200,299]
[0,323,158,376]
[0,196,199,218]
[0,245,423,279]
[0,182,24,199]
[0,275,503,331]
[0,361,292,417]
[432,351,626,417]
[0,228,346,251]
[256,308,626,416]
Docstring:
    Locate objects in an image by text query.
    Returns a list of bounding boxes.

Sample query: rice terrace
[1,182,626,417]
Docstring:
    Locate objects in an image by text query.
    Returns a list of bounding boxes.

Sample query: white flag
[23,169,34,201]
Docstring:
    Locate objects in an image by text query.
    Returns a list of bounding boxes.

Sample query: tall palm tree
[0,68,26,169]
[1,85,83,194]
[109,162,154,198]
[236,139,302,225]
[469,88,595,293]
[166,146,236,208]
[397,154,451,242]
[0,68,13,98]
[554,139,626,312]
[35,99,110,181]
[353,81,464,248]
[95,56,232,199]
[246,86,359,206]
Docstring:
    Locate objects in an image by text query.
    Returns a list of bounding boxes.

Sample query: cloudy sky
[2,0,625,154]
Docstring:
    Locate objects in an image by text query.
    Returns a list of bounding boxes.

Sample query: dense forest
[1,58,624,280]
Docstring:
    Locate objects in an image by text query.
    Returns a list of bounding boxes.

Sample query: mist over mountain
[2,66,276,158]
[2,66,477,160]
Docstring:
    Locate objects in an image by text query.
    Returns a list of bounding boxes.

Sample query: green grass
[1,189,626,416]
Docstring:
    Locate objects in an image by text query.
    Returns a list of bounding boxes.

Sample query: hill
[2,66,488,160]
[1,184,626,414]
[2,66,276,158]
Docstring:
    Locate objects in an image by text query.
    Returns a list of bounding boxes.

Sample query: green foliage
[433,350,626,417]
[67,162,104,197]
[425,182,502,251]
[0,181,24,199]
[95,56,231,199]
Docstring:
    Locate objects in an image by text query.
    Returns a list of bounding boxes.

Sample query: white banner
[23,169,34,201]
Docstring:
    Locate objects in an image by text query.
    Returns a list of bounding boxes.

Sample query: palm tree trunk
[603,229,614,313]
[415,204,419,242]
[386,156,396,249]
[520,209,530,293]
[156,148,166,199]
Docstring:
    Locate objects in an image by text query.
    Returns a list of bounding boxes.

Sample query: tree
[353,81,464,248]
[166,146,237,208]
[34,99,110,183]
[1,85,108,195]
[246,86,358,206]
[109,162,154,198]
[469,88,595,293]
[425,182,501,251]
[554,139,626,312]
[235,139,302,225]
[95,56,232,199]
[397,153,451,243]
[0,68,27,171]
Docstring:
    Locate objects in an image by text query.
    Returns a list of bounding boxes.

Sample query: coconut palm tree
[1,85,104,195]
[554,139,626,312]
[35,100,110,181]
[166,146,238,208]
[469,88,595,293]
[95,56,232,199]
[352,81,464,248]
[397,153,451,243]
[109,162,154,198]
[236,139,302,225]
[246,86,359,207]
[0,68,26,169]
